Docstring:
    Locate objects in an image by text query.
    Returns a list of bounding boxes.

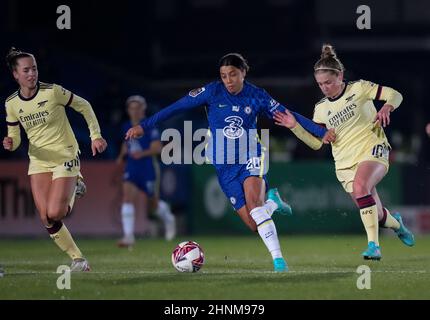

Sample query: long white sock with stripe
[263,199,278,216]
[250,206,283,259]
[121,202,135,238]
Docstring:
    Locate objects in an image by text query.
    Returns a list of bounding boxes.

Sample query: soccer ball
[171,241,205,273]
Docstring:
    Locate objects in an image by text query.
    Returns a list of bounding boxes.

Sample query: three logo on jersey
[217,104,253,139]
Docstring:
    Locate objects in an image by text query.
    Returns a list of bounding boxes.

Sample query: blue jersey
[140,81,326,181]
[122,121,160,179]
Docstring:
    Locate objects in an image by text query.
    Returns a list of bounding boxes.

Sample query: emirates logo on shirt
[19,111,50,129]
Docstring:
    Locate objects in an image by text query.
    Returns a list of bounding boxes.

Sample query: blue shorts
[216,164,269,211]
[124,170,157,197]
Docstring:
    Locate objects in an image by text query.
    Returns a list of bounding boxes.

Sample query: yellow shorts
[28,153,81,180]
[335,142,390,193]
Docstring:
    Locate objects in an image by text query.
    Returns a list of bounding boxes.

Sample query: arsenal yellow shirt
[5,82,102,163]
[313,80,402,169]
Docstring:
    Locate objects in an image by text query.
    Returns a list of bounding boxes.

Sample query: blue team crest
[223,116,244,139]
[189,87,206,97]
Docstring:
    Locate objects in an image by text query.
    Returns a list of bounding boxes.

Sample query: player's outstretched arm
[273,110,326,150]
[261,89,327,138]
[126,86,210,141]
[67,93,107,156]
[139,87,210,131]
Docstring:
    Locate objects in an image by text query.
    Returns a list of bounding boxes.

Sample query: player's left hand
[374,104,394,128]
[322,128,336,144]
[273,109,297,129]
[91,138,108,156]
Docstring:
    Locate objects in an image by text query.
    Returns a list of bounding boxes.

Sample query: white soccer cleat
[75,175,87,199]
[70,258,91,272]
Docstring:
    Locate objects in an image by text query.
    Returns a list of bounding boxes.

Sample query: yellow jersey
[5,82,102,164]
[313,79,402,169]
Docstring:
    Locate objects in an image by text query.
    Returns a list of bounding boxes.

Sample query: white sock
[155,200,175,225]
[250,206,283,259]
[121,202,135,238]
[263,199,278,217]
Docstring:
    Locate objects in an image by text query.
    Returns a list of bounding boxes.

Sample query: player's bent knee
[46,206,68,221]
[353,180,370,197]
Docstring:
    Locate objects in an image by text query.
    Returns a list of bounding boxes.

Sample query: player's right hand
[273,109,297,129]
[125,125,144,140]
[2,137,13,151]
[322,128,336,144]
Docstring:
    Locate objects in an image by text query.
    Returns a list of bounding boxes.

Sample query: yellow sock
[380,207,400,230]
[357,195,379,245]
[48,222,83,260]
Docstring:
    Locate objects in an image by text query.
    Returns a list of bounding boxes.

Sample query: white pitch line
[2,270,428,275]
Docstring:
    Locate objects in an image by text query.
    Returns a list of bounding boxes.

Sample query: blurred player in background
[2,47,107,271]
[116,95,176,247]
[125,53,335,272]
[425,123,430,137]
[274,44,415,260]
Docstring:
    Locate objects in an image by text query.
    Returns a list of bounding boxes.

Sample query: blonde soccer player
[2,47,107,271]
[273,44,415,260]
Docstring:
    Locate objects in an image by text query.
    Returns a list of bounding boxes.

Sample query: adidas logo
[19,109,24,113]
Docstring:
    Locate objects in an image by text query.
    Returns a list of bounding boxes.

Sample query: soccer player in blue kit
[117,95,176,247]
[126,53,335,271]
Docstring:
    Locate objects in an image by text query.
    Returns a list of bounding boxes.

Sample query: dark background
[1,0,430,203]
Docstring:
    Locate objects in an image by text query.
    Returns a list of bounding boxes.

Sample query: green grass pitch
[0,235,429,299]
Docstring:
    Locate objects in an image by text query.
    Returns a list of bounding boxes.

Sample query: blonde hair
[314,44,344,74]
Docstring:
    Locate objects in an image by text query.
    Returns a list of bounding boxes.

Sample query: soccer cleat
[75,175,87,199]
[273,257,289,272]
[267,188,292,216]
[362,241,382,260]
[70,258,91,272]
[117,236,135,248]
[392,212,415,247]
[165,215,177,241]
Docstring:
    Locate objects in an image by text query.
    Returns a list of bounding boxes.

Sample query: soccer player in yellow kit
[274,44,415,260]
[2,48,107,271]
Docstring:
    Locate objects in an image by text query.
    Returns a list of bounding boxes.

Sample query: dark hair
[219,53,250,72]
[6,47,34,72]
[314,43,344,74]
